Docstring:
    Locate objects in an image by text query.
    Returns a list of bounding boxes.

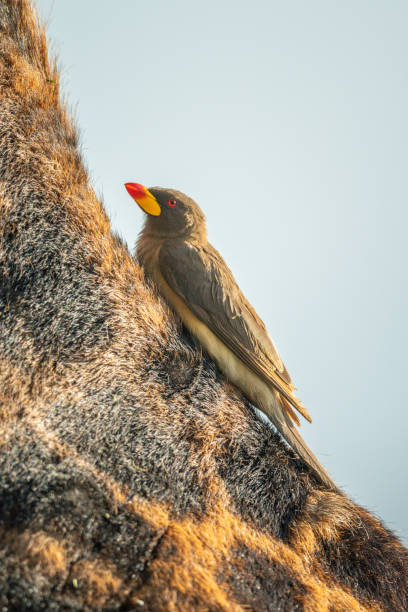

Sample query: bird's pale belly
[154,268,279,418]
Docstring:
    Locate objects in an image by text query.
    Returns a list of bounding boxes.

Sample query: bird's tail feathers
[269,371,312,423]
[270,398,341,493]
[287,394,312,424]
[279,395,300,426]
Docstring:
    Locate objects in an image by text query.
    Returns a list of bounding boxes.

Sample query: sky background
[36,0,407,544]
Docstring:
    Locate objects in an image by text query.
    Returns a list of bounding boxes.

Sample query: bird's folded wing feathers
[158,241,311,423]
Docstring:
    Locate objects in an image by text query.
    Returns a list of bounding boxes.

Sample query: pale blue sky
[37,0,407,543]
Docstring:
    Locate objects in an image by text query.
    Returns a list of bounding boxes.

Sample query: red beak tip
[124,182,146,198]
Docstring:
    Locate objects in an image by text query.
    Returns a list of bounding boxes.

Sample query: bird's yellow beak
[124,182,161,216]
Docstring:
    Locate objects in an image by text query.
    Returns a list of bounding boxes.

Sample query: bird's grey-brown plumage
[133,185,338,491]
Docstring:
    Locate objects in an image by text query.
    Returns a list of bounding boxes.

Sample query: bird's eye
[168,199,177,208]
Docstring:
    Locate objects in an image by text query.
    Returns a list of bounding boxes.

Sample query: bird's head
[125,183,206,241]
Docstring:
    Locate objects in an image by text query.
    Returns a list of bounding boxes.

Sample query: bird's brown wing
[158,241,311,423]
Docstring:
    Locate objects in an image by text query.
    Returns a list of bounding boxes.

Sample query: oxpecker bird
[125,182,338,491]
